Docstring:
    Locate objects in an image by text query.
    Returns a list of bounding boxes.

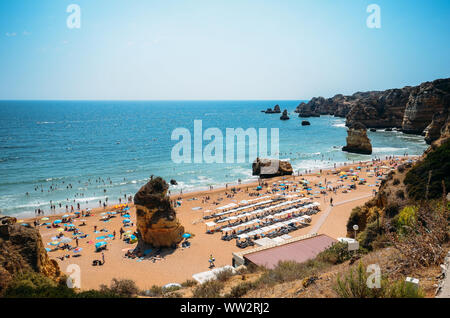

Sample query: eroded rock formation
[0,217,61,293]
[295,78,450,137]
[252,158,293,178]
[134,177,184,248]
[265,104,281,114]
[342,122,372,155]
[280,109,290,120]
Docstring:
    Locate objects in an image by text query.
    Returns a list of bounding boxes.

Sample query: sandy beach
[26,156,418,290]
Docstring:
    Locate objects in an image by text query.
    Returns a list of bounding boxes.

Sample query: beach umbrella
[45,248,52,252]
[41,217,49,221]
[60,237,72,244]
[63,214,70,218]
[49,241,60,246]
[57,228,64,232]
[182,233,191,238]
[67,224,75,227]
[18,220,24,223]
[73,247,83,253]
[95,241,107,248]
[123,214,131,218]
[79,219,87,222]
[53,220,62,224]
[74,211,81,214]
[123,219,131,223]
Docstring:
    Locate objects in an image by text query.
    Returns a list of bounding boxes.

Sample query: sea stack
[342,122,372,155]
[280,109,290,120]
[252,158,293,178]
[265,104,281,114]
[134,177,184,248]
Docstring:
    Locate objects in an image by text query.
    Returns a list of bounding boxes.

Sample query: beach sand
[28,156,417,290]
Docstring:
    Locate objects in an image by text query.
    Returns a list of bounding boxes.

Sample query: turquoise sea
[0,100,428,217]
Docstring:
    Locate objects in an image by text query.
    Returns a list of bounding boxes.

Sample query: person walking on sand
[330,197,333,207]
[76,238,79,247]
[113,230,116,240]
[102,252,105,265]
[209,254,215,268]
[120,227,124,239]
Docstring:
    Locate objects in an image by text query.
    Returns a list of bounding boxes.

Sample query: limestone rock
[265,104,281,114]
[342,123,372,155]
[134,177,184,248]
[280,110,290,120]
[252,158,293,178]
[0,218,61,293]
[295,78,450,136]
[402,79,450,134]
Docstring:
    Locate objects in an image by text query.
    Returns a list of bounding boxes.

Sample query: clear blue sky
[0,0,449,100]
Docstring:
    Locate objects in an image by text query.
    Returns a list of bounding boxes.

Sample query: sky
[0,0,449,100]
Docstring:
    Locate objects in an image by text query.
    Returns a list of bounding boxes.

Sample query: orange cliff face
[0,217,61,292]
[134,177,184,248]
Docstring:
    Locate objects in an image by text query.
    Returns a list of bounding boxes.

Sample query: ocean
[0,100,428,218]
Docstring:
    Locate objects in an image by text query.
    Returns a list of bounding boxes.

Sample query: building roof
[243,234,336,269]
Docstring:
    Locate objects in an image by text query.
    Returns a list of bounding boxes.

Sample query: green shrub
[347,206,367,237]
[386,280,424,298]
[216,268,234,282]
[316,242,353,265]
[358,221,380,250]
[404,140,450,200]
[192,280,224,298]
[225,281,257,298]
[257,260,328,286]
[384,203,400,218]
[100,278,139,297]
[333,262,385,298]
[181,279,198,288]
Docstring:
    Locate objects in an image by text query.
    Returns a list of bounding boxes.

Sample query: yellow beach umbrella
[41,217,49,221]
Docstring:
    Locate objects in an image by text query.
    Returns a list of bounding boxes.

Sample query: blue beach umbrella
[95,241,107,249]
[123,214,131,218]
[123,219,131,224]
[182,233,191,238]
[73,247,83,253]
[53,220,62,224]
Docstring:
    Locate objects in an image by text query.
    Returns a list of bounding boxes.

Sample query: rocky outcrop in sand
[0,217,61,293]
[252,158,293,178]
[342,123,372,155]
[295,78,450,137]
[134,177,184,248]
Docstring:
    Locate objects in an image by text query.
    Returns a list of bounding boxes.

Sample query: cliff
[0,216,61,293]
[134,177,184,248]
[295,78,450,141]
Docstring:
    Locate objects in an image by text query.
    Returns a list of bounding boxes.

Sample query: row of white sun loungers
[236,216,312,239]
[216,198,311,224]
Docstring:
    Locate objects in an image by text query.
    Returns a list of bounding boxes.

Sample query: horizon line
[0,98,307,102]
